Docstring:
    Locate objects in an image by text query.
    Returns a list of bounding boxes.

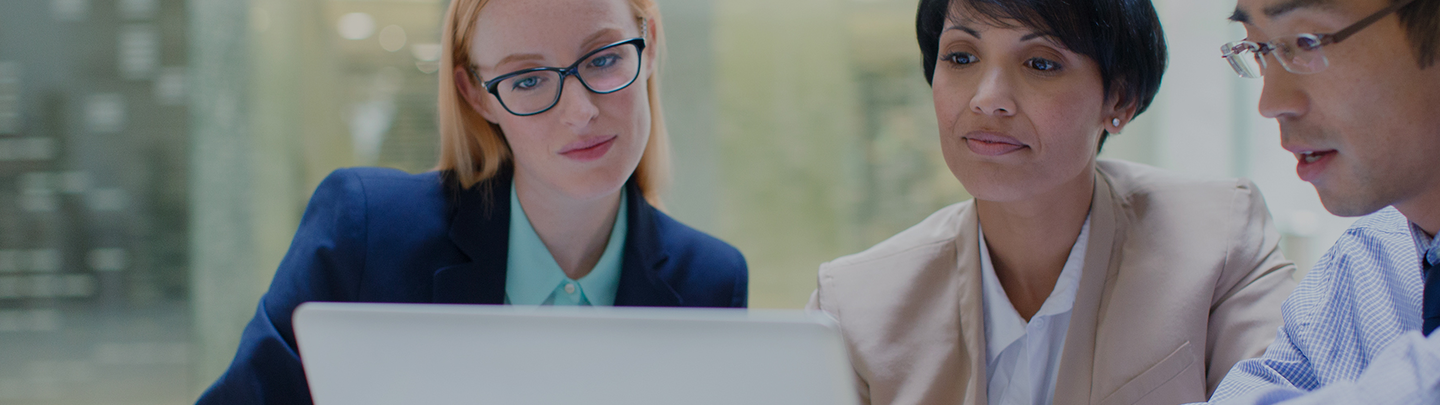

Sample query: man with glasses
[1204,0,1440,403]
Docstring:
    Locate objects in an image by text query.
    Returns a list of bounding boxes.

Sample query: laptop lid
[293,302,859,405]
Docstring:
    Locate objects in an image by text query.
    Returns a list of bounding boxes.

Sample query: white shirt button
[564,283,576,294]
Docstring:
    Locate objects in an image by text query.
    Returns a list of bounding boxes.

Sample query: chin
[947,158,1033,200]
[1314,185,1389,218]
[955,173,1036,203]
[967,187,1035,204]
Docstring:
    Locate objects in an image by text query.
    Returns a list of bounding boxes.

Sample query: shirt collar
[979,214,1091,364]
[1409,222,1440,270]
[504,183,627,306]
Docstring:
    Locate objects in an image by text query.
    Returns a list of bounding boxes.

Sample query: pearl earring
[1112,118,1121,127]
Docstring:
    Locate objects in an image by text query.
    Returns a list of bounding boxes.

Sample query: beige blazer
[807,160,1296,405]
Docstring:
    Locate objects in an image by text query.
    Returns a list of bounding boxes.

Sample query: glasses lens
[495,70,562,115]
[1222,41,1264,78]
[576,43,641,93]
[1274,34,1329,74]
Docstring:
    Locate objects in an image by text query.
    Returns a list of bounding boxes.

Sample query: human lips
[1286,146,1337,183]
[557,135,617,162]
[962,131,1028,156]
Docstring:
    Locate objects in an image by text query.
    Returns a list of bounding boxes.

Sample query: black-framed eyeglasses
[1220,0,1417,78]
[469,37,647,116]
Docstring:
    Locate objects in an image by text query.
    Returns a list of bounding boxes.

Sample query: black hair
[916,0,1168,148]
[1397,0,1440,68]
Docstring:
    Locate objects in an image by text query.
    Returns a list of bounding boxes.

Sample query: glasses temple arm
[1331,0,1419,43]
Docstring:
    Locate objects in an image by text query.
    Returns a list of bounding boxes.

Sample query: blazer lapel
[953,203,989,405]
[433,173,510,305]
[1054,170,1126,405]
[613,181,682,307]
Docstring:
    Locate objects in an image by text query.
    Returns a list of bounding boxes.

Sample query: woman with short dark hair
[807,1,1296,404]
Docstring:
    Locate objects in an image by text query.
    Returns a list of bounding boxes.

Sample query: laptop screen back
[293,303,859,405]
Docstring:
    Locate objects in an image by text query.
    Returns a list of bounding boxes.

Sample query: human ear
[641,17,658,80]
[453,66,499,123]
[1103,89,1140,133]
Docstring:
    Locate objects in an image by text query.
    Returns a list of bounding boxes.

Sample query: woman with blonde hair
[198,0,747,402]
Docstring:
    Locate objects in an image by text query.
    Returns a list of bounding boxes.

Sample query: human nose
[554,73,599,128]
[1257,62,1309,120]
[970,67,1017,117]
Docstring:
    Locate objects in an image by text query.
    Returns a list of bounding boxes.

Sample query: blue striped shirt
[1204,207,1440,404]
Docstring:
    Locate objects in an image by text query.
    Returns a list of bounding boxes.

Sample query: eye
[510,74,545,91]
[1025,57,1063,72]
[942,52,978,66]
[1295,36,1320,51]
[588,54,620,69]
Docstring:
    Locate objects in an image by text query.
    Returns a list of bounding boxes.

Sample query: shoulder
[814,201,972,314]
[810,201,975,390]
[1099,159,1275,247]
[313,167,451,221]
[305,168,455,254]
[1338,206,1413,244]
[1099,159,1261,208]
[1310,207,1416,282]
[1277,207,1418,368]
[317,167,448,205]
[1299,207,1413,286]
[642,206,748,307]
[1287,208,1412,306]
[1099,160,1294,298]
[823,200,971,274]
[647,207,747,275]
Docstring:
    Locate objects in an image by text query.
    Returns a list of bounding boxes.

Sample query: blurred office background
[0,0,1353,403]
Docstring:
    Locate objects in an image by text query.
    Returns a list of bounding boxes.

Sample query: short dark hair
[916,0,1168,147]
[1397,0,1440,68]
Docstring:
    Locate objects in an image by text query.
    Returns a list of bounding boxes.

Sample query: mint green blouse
[503,184,627,306]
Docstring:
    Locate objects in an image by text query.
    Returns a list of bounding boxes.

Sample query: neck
[513,170,624,280]
[976,166,1095,321]
[1395,185,1440,236]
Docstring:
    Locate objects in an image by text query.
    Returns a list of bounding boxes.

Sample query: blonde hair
[435,0,671,206]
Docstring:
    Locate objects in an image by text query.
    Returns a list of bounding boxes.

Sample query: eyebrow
[492,53,545,70]
[579,28,623,51]
[943,24,1051,42]
[1230,0,1335,23]
[945,24,982,38]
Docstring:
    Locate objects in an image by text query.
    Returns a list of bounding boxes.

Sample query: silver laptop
[293,302,859,405]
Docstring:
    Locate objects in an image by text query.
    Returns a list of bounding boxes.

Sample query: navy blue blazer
[197,167,748,404]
